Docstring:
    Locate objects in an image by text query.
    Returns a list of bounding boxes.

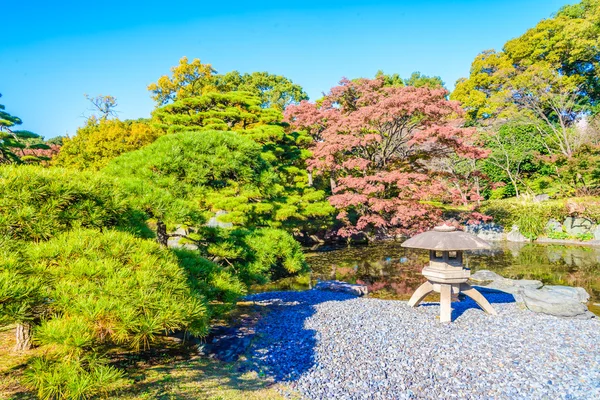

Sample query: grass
[0,304,295,400]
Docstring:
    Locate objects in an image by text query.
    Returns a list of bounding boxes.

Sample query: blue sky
[2,0,572,139]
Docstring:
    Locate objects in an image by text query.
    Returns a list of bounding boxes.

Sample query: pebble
[245,290,600,400]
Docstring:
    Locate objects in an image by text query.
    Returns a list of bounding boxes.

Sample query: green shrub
[189,226,308,286]
[480,197,600,239]
[547,230,569,240]
[1,229,211,399]
[514,211,547,240]
[24,355,125,400]
[481,199,568,239]
[0,165,151,242]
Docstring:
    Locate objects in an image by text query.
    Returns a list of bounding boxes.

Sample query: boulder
[594,225,600,241]
[465,222,504,241]
[469,269,542,301]
[545,219,562,234]
[470,270,503,282]
[534,194,550,202]
[314,280,368,296]
[507,226,529,242]
[470,271,594,318]
[522,288,593,319]
[563,216,593,236]
[539,285,590,304]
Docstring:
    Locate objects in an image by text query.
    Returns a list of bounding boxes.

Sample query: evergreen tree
[0,94,49,164]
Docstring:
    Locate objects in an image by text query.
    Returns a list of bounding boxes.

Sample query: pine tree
[0,93,49,164]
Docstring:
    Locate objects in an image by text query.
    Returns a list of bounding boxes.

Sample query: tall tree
[53,118,160,170]
[286,77,486,238]
[152,91,281,134]
[375,70,445,88]
[452,0,600,157]
[148,57,308,110]
[84,94,119,120]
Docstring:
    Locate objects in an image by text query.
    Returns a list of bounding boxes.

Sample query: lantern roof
[401,224,492,251]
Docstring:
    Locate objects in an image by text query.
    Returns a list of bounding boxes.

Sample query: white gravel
[246,290,600,400]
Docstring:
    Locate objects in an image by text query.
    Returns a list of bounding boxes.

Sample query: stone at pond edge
[465,222,504,241]
[470,270,542,294]
[563,216,593,236]
[522,288,593,319]
[470,270,593,318]
[545,219,562,234]
[538,285,590,304]
[507,226,529,242]
[314,280,368,296]
[594,225,600,241]
[470,270,503,282]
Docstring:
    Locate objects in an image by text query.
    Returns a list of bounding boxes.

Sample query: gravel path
[246,290,600,400]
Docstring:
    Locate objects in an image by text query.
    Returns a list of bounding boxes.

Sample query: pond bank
[244,290,600,400]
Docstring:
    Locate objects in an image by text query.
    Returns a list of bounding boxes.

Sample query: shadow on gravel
[419,287,516,320]
[243,290,355,383]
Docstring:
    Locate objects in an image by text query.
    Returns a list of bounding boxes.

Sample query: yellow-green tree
[148,56,308,110]
[53,118,161,170]
[452,0,600,157]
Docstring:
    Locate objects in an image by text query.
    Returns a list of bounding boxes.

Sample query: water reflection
[304,242,600,305]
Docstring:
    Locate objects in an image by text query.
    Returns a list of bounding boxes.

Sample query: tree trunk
[156,220,169,247]
[329,171,337,193]
[475,176,481,206]
[507,174,520,198]
[307,171,313,187]
[14,323,32,352]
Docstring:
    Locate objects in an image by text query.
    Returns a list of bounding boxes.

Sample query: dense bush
[0,165,151,242]
[4,229,211,399]
[103,129,332,233]
[190,227,308,286]
[53,118,161,171]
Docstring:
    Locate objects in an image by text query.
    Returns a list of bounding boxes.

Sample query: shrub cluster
[480,197,600,239]
[0,162,306,398]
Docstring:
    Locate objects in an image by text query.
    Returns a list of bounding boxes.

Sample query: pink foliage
[21,144,61,163]
[286,77,486,237]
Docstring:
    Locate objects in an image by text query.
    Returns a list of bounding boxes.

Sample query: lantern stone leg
[407,281,434,307]
[460,283,498,316]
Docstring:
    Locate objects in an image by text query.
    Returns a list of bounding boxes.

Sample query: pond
[257,241,600,314]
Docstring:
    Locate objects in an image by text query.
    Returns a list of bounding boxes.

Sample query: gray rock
[522,288,592,318]
[540,285,590,304]
[563,216,593,236]
[470,270,503,282]
[477,230,505,241]
[545,219,562,234]
[507,226,529,242]
[469,270,542,302]
[173,225,189,236]
[314,280,368,296]
[534,194,550,202]
[594,225,600,241]
[167,236,181,248]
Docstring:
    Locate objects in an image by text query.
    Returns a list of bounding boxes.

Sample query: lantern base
[407,281,498,323]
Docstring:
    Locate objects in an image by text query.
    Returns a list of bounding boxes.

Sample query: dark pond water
[258,241,600,313]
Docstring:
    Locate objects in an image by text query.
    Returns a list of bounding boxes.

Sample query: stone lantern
[401,224,497,322]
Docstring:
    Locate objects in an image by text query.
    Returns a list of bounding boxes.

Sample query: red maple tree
[286,77,487,238]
